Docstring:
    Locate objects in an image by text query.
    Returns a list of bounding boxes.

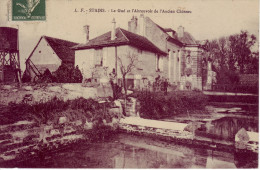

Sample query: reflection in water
[5,133,257,168]
[206,117,258,140]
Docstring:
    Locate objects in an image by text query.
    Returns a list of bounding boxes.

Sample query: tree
[117,52,138,115]
[229,31,257,74]
[206,30,258,85]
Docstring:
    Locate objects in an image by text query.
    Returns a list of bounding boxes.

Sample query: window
[95,48,103,66]
[156,54,163,72]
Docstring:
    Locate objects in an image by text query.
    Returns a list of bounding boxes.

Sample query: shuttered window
[156,54,163,72]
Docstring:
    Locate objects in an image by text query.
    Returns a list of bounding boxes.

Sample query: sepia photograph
[0,0,259,168]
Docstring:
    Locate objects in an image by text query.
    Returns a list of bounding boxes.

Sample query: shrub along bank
[131,90,209,119]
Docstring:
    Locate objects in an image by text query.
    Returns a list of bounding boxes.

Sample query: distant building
[73,15,207,90]
[24,36,78,81]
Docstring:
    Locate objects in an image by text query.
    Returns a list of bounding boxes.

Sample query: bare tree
[117,52,138,115]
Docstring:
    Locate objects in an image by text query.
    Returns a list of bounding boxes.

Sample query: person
[163,78,169,95]
[109,69,117,99]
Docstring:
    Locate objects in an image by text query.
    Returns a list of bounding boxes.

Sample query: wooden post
[115,46,118,84]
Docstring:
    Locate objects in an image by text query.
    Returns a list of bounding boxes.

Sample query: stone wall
[0,83,116,105]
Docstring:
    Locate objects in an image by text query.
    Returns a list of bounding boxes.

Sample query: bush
[53,64,83,83]
[36,69,55,83]
[131,91,208,119]
[22,70,31,83]
[0,97,114,125]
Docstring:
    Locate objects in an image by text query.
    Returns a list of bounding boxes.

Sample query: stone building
[73,15,207,90]
[24,36,78,81]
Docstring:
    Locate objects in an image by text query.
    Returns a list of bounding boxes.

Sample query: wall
[30,38,61,69]
[0,107,121,163]
[180,47,203,90]
[75,49,95,80]
[128,15,183,85]
[75,44,170,89]
[166,42,182,84]
[27,38,62,80]
[143,17,168,52]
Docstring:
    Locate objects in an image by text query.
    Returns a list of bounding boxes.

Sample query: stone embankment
[119,117,258,153]
[0,115,120,163]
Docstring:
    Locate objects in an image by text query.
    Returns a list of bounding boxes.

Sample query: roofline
[184,44,207,49]
[26,36,44,63]
[42,36,62,63]
[184,44,200,47]
[26,36,63,64]
[72,42,129,50]
[166,36,183,47]
[119,28,130,42]
[43,35,79,45]
[73,42,167,55]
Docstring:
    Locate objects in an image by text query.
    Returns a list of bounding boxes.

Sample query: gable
[29,37,62,65]
[44,36,78,63]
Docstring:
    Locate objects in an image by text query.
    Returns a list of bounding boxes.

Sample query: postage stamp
[12,0,45,21]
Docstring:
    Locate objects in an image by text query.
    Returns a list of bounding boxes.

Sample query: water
[3,133,258,168]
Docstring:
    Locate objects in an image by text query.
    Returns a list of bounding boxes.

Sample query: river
[2,132,257,168]
[1,102,258,168]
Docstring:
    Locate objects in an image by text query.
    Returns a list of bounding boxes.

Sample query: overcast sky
[0,0,259,71]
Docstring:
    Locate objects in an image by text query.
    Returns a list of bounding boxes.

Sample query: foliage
[0,97,114,125]
[117,52,138,114]
[21,70,31,83]
[131,91,208,119]
[53,64,83,83]
[36,68,55,83]
[205,30,258,86]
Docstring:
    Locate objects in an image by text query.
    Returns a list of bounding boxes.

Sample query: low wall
[0,83,115,105]
[0,110,121,163]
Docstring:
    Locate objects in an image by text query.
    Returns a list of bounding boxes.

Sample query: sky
[0,0,259,71]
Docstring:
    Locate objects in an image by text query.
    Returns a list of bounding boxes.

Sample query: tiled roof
[155,24,182,45]
[178,32,197,45]
[43,36,78,63]
[72,28,167,55]
[155,23,197,45]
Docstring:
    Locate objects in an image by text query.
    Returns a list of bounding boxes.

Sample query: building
[24,36,78,81]
[73,15,207,90]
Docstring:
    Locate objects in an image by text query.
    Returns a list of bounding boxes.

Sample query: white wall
[75,49,95,79]
[30,38,61,66]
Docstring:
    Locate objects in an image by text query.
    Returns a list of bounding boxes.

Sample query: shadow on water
[3,133,258,168]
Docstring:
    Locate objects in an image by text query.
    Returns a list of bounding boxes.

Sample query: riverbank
[1,133,258,168]
[0,83,258,167]
[119,117,258,153]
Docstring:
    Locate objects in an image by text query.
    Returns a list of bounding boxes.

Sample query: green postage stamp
[12,0,46,21]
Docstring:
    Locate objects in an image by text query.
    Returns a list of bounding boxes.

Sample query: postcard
[0,0,258,168]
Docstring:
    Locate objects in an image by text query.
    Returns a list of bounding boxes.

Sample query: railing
[27,59,42,77]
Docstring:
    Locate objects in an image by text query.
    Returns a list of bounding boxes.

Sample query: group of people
[153,75,169,95]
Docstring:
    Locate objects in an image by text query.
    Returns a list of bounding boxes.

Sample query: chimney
[128,16,138,33]
[111,18,116,40]
[83,25,90,43]
[177,25,184,38]
[139,14,145,36]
